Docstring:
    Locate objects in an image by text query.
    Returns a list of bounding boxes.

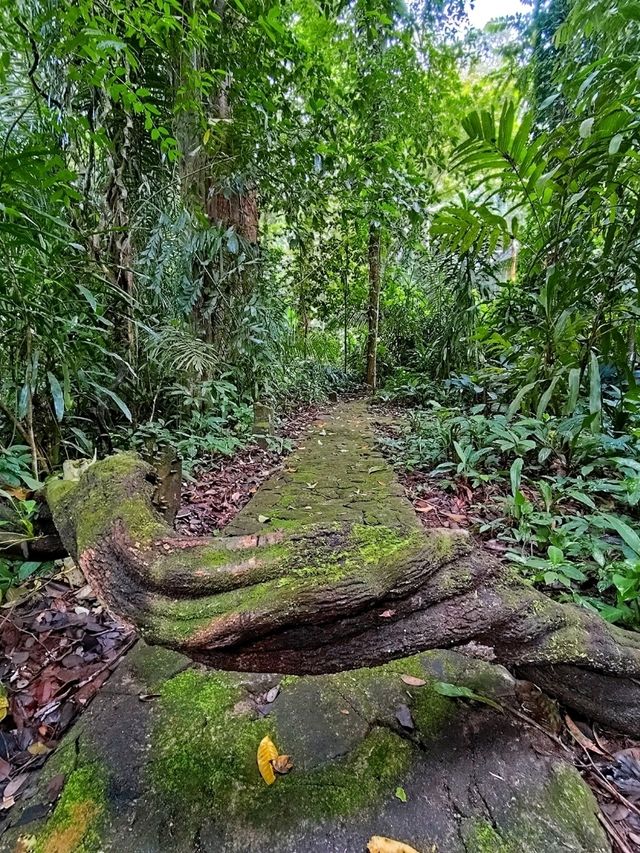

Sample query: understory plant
[380,388,640,628]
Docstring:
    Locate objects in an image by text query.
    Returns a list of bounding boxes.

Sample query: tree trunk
[365,224,381,389]
[102,86,136,362]
[46,452,640,737]
[176,0,259,348]
[343,238,350,373]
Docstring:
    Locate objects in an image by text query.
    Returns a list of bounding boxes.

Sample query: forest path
[224,398,420,538]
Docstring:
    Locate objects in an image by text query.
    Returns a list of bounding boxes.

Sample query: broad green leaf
[565,490,596,509]
[609,134,623,155]
[565,368,581,414]
[593,514,640,559]
[18,561,42,581]
[510,458,523,497]
[547,546,564,565]
[507,382,537,419]
[433,681,501,712]
[536,375,560,419]
[89,383,132,422]
[18,383,29,420]
[76,284,98,312]
[47,372,64,422]
[589,352,601,433]
[579,118,594,138]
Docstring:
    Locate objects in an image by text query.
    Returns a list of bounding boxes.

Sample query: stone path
[2,402,611,853]
[224,400,420,537]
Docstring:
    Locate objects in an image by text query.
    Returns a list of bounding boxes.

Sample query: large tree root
[46,452,640,735]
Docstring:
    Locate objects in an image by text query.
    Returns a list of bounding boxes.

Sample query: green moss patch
[464,764,608,853]
[36,763,107,853]
[150,669,412,828]
[46,453,166,553]
[465,821,511,853]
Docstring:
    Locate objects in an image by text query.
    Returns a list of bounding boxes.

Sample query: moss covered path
[224,399,421,537]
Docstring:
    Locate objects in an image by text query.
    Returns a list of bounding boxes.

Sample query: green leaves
[47,373,64,422]
[88,383,132,422]
[509,457,523,497]
[592,514,640,559]
[579,117,594,138]
[589,352,601,434]
[433,682,502,712]
[609,133,623,155]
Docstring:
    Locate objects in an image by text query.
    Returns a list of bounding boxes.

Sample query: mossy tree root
[46,453,640,736]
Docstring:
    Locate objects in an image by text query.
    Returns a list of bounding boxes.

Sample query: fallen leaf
[265,686,280,704]
[0,758,10,781]
[394,786,408,802]
[257,736,278,785]
[4,773,28,799]
[441,511,466,523]
[0,683,9,723]
[380,609,396,618]
[46,774,65,803]
[367,836,420,853]
[614,746,640,764]
[306,482,317,490]
[257,515,270,524]
[395,704,414,731]
[564,715,610,757]
[340,709,350,715]
[27,742,50,756]
[400,675,426,687]
[2,487,29,501]
[271,754,294,775]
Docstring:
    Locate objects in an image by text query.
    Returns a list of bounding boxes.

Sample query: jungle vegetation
[1,0,640,626]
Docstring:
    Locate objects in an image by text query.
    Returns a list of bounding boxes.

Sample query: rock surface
[1,643,609,853]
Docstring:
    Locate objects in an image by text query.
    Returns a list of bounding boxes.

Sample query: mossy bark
[46,435,640,736]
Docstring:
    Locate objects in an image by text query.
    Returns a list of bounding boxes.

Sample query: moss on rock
[35,763,107,853]
[465,821,511,853]
[463,763,608,853]
[150,667,413,828]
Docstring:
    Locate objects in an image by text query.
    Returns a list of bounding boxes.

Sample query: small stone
[265,686,280,704]
[395,704,414,730]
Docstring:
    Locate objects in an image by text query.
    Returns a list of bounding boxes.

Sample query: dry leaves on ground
[177,404,321,536]
[0,565,131,823]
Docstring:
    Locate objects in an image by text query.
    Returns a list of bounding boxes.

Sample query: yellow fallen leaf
[257,736,278,785]
[27,742,50,756]
[0,685,8,724]
[367,837,421,853]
